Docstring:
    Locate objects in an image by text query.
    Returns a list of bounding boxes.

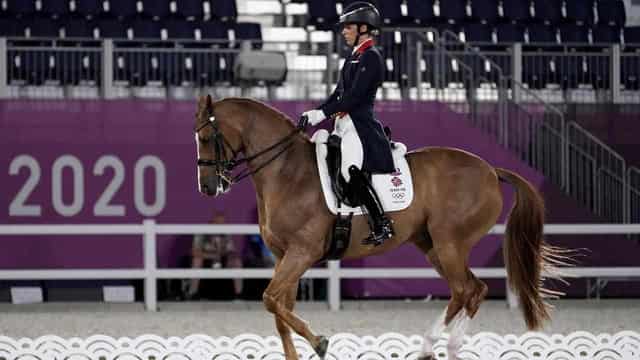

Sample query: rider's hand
[302,109,326,126]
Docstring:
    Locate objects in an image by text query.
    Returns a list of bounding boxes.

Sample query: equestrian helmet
[338,2,381,30]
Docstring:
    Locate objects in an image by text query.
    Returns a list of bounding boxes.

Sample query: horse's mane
[215,97,302,133]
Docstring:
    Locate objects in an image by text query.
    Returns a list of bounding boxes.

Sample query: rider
[302,1,395,246]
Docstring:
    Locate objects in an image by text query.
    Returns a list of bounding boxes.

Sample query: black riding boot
[348,165,394,246]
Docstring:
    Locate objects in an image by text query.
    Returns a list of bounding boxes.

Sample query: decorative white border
[0,331,638,360]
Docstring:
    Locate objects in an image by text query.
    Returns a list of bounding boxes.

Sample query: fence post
[611,44,621,104]
[328,260,341,311]
[101,39,114,99]
[0,38,8,99]
[416,39,423,100]
[512,43,522,103]
[144,219,157,311]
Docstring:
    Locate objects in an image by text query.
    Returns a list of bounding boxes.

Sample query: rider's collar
[352,38,374,55]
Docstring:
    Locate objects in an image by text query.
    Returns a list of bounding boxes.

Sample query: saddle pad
[311,129,414,216]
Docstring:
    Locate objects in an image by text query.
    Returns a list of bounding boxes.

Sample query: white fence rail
[1,220,640,311]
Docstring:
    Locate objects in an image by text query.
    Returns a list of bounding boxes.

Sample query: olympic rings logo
[392,193,405,199]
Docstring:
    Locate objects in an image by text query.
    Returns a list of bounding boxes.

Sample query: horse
[193,95,567,360]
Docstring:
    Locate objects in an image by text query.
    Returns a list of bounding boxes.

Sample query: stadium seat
[74,0,104,19]
[190,52,219,85]
[559,24,590,44]
[463,23,494,43]
[141,0,172,20]
[522,54,555,88]
[532,0,562,25]
[193,22,233,83]
[501,0,532,24]
[555,53,589,88]
[4,0,36,18]
[198,20,230,46]
[586,54,610,89]
[63,18,96,39]
[405,0,435,26]
[470,0,499,24]
[307,0,338,31]
[597,0,626,27]
[210,0,238,22]
[108,0,139,20]
[378,0,407,27]
[527,23,557,44]
[97,18,128,38]
[176,0,204,20]
[131,18,163,40]
[0,18,24,37]
[565,0,595,25]
[233,22,262,49]
[163,18,197,40]
[496,23,526,43]
[379,30,408,86]
[25,16,60,37]
[592,25,621,44]
[624,26,640,48]
[439,0,467,24]
[8,51,29,84]
[41,0,71,18]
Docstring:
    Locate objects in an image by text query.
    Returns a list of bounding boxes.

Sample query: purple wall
[2,99,635,298]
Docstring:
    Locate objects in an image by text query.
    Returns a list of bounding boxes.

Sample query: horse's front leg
[274,279,300,359]
[263,250,328,358]
[272,259,299,360]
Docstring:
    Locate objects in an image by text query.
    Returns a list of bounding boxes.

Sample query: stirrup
[362,218,394,246]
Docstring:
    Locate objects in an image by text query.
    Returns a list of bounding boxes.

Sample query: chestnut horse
[194,95,565,360]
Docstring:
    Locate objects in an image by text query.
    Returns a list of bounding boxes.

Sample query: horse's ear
[206,94,213,112]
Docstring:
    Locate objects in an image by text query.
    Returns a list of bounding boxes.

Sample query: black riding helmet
[337,1,381,36]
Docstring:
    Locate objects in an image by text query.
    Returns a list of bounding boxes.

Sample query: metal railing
[628,167,640,227]
[1,220,640,311]
[567,122,627,222]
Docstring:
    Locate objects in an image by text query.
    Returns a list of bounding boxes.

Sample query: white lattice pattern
[0,331,638,360]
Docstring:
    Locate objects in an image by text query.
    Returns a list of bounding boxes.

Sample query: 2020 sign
[8,154,166,217]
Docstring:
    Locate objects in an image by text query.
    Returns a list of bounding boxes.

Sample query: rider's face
[341,23,359,47]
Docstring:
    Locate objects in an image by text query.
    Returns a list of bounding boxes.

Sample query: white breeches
[332,114,363,183]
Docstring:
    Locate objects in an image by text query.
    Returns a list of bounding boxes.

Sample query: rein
[196,117,302,185]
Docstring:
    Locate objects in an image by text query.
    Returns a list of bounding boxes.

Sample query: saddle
[312,129,414,260]
[312,129,414,216]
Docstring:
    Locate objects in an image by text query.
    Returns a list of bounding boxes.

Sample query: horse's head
[194,95,242,197]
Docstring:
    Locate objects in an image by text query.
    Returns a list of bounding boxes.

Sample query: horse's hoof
[313,336,329,359]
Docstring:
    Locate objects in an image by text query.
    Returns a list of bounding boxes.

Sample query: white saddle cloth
[311,129,414,216]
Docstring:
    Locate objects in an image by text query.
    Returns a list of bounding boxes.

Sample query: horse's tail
[495,167,567,330]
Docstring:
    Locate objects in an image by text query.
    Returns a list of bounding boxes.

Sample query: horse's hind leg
[419,229,479,359]
[412,236,448,360]
[465,270,488,318]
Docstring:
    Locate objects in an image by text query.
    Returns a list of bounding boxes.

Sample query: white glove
[302,109,327,126]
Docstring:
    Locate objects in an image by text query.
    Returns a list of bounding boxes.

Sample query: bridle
[195,110,302,193]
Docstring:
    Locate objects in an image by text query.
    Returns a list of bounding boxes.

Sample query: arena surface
[1,299,638,338]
